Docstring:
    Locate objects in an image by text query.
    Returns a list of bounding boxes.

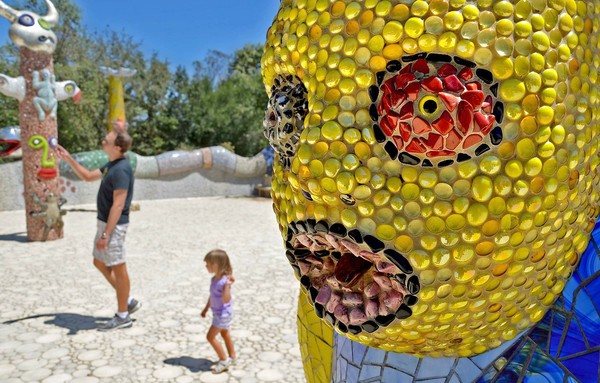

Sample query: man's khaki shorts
[92,220,129,267]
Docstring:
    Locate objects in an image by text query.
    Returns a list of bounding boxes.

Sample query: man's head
[102,128,132,158]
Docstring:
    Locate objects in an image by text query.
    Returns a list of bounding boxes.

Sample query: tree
[0,0,270,158]
[229,44,263,75]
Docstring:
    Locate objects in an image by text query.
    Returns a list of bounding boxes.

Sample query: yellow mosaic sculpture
[297,289,334,382]
[262,0,600,361]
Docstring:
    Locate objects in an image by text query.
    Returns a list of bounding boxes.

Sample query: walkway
[0,197,305,382]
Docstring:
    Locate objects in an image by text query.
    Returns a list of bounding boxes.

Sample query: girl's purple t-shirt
[210,275,233,316]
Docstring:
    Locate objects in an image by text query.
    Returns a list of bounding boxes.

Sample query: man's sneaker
[128,298,142,314]
[98,314,132,331]
[212,358,232,374]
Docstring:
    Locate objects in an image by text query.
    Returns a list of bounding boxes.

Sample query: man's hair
[113,128,132,153]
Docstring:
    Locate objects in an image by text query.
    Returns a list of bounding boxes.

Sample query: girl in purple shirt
[201,249,236,374]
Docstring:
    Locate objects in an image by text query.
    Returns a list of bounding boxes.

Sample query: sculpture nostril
[38,36,47,42]
[263,75,308,167]
[268,112,277,126]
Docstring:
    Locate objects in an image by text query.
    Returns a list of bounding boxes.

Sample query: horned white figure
[0,0,80,108]
[0,0,59,54]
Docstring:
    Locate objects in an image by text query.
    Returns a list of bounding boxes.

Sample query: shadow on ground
[0,232,28,243]
[164,356,213,373]
[3,313,111,335]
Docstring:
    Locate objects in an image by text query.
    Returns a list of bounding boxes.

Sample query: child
[201,249,236,374]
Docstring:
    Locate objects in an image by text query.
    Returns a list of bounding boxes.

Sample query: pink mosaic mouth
[285,220,419,335]
[369,54,504,167]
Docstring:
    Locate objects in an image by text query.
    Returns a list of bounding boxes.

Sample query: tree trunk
[19,47,62,241]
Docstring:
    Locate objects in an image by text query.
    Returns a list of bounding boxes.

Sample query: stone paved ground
[0,197,305,383]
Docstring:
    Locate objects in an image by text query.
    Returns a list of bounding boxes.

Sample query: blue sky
[1,0,281,70]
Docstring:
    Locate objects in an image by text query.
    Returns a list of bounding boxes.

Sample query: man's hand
[54,145,72,162]
[201,308,208,318]
[95,236,109,251]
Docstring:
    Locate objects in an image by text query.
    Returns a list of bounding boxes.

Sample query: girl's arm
[222,275,235,304]
[201,298,211,317]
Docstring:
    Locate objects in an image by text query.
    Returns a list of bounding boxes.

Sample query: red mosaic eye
[370,54,504,167]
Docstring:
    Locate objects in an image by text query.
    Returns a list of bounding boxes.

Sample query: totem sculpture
[262,0,600,382]
[0,0,80,241]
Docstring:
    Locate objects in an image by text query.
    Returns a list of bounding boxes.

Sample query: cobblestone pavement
[0,197,305,383]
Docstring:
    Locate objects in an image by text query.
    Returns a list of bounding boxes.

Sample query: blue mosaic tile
[352,341,367,365]
[364,347,385,365]
[416,357,455,379]
[381,368,411,383]
[455,358,480,383]
[385,352,419,375]
[357,365,381,381]
[346,364,360,382]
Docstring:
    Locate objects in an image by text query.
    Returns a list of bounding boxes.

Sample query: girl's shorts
[212,312,233,329]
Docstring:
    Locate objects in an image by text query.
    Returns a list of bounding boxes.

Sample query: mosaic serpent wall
[0,127,272,181]
[261,0,600,382]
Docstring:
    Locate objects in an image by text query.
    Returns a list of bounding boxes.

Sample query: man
[55,127,141,331]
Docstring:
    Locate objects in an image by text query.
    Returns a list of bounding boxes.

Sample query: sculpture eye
[18,14,34,27]
[38,18,50,30]
[418,96,439,117]
[64,83,75,94]
[48,136,58,149]
[371,57,503,168]
[28,135,45,149]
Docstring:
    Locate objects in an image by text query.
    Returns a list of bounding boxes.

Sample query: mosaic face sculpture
[262,0,600,359]
[28,134,56,179]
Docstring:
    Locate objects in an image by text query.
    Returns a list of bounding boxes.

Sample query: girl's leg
[220,329,236,359]
[207,326,227,361]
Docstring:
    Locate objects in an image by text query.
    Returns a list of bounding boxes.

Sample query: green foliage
[0,0,269,157]
[230,44,264,75]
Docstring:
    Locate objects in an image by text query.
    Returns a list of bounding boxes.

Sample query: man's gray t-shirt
[97,157,134,225]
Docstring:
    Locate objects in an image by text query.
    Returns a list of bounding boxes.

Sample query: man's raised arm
[54,145,102,182]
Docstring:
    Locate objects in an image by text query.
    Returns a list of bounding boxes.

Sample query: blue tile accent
[358,365,381,381]
[352,341,367,365]
[455,358,481,383]
[346,364,360,382]
[364,347,386,365]
[416,357,455,379]
[381,368,412,383]
[385,352,419,375]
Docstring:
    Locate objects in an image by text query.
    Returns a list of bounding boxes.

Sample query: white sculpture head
[0,0,59,54]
